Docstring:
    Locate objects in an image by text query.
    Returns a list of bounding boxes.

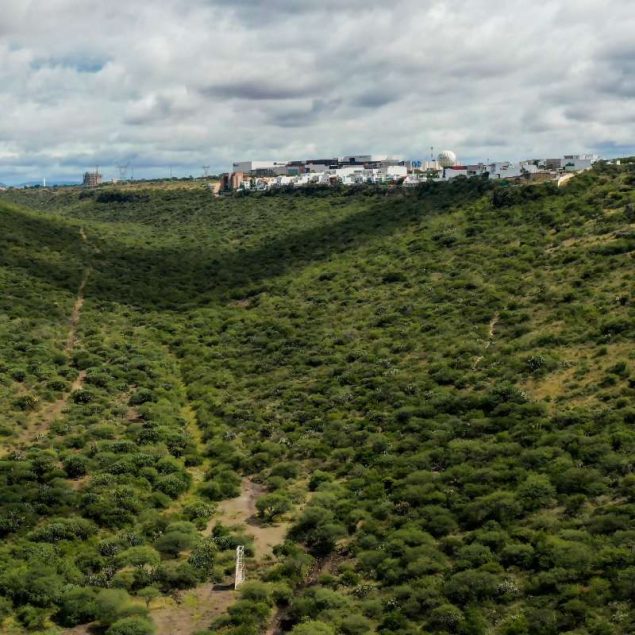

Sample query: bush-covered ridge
[0,161,633,634]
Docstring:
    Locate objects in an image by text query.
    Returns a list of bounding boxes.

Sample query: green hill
[0,163,633,635]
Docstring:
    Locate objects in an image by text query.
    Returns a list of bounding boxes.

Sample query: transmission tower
[202,165,210,178]
[234,545,245,589]
[117,163,129,181]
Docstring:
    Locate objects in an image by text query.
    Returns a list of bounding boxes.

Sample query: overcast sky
[0,0,633,183]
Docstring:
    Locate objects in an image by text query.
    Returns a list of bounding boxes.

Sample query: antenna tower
[234,545,245,589]
[117,163,129,181]
[202,165,210,178]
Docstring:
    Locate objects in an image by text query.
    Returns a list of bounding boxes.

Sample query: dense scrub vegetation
[0,161,633,635]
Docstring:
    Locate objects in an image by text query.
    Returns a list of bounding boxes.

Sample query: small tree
[516,474,556,511]
[137,587,161,609]
[291,620,335,635]
[156,531,197,557]
[106,616,156,635]
[94,589,147,627]
[116,546,161,570]
[56,587,97,627]
[256,492,292,522]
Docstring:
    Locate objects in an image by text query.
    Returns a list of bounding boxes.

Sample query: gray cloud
[268,98,343,128]
[351,91,397,109]
[202,81,321,101]
[0,0,634,183]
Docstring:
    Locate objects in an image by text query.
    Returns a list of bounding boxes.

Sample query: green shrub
[106,616,156,635]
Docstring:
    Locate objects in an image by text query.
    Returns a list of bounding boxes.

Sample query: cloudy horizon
[1,0,633,184]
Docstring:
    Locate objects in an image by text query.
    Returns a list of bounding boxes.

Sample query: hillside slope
[0,163,634,635]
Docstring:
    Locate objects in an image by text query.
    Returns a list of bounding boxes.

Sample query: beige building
[230,172,244,190]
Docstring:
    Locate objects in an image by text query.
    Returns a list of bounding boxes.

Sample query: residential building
[231,161,288,176]
[225,150,602,192]
[563,154,599,172]
[230,172,244,190]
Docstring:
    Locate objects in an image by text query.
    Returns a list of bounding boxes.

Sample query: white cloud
[0,0,633,183]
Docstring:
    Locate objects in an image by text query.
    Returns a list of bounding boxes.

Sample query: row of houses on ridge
[221,153,604,192]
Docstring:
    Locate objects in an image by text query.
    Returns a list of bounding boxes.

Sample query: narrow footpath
[12,227,91,448]
[473,312,499,369]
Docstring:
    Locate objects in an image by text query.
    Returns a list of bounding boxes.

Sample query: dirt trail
[63,624,93,635]
[211,479,291,634]
[16,371,87,444]
[149,478,289,634]
[10,228,91,448]
[151,583,235,635]
[487,313,499,342]
[215,478,261,525]
[65,268,90,353]
[473,312,499,369]
[213,478,290,560]
[558,172,576,187]
[64,480,290,635]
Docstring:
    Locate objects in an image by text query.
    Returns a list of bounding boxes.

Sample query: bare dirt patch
[155,479,290,633]
[522,342,632,408]
[151,583,235,635]
[213,478,290,561]
[62,624,98,635]
[67,473,90,491]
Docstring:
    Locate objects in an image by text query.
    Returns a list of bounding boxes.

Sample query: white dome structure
[437,150,457,168]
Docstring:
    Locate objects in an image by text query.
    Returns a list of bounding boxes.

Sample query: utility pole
[234,545,245,589]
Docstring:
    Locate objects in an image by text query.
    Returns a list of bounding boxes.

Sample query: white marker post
[234,545,245,589]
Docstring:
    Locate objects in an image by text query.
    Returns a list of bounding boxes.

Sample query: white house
[381,165,408,179]
[563,154,600,172]
[442,166,469,180]
[488,161,539,179]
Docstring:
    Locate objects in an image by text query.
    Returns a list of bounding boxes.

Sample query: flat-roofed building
[232,161,288,175]
[563,154,600,172]
[545,158,563,170]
